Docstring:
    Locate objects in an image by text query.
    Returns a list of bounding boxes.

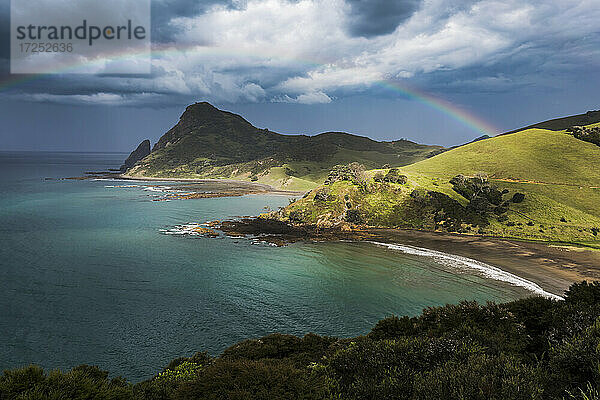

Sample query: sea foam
[369,241,563,300]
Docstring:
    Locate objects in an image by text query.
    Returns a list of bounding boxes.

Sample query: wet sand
[369,229,600,297]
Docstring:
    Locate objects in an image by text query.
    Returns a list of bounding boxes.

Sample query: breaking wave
[369,241,563,300]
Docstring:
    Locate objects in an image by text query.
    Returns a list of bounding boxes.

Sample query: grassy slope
[132,145,437,192]
[281,124,600,245]
[402,124,600,244]
[405,125,600,186]
[501,110,600,134]
[127,103,441,191]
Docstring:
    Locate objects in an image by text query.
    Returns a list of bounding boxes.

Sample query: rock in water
[120,140,151,172]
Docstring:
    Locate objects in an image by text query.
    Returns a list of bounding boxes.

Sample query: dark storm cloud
[345,0,422,37]
[0,1,10,77]
[152,0,234,43]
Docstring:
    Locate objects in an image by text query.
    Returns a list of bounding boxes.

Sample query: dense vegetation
[127,103,441,191]
[2,281,599,399]
[567,125,600,147]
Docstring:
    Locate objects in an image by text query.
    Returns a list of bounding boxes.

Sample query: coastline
[89,172,598,297]
[214,219,600,297]
[118,174,305,196]
[366,229,600,297]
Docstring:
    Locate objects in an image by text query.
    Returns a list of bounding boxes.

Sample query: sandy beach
[367,229,600,297]
[118,174,304,196]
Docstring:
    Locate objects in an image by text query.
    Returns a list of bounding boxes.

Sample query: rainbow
[1,44,498,136]
[375,80,497,136]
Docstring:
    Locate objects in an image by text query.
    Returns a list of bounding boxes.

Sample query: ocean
[0,151,536,382]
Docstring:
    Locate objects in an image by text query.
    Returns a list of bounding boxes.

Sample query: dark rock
[314,187,331,202]
[345,209,363,224]
[120,140,151,172]
[288,210,304,222]
[512,193,525,203]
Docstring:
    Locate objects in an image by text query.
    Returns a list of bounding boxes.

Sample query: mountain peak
[179,102,229,122]
[182,102,219,115]
[151,102,259,152]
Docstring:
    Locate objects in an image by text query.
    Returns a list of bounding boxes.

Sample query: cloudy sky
[1,0,599,151]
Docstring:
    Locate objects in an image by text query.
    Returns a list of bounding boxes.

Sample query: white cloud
[274,91,332,104]
[16,92,164,105]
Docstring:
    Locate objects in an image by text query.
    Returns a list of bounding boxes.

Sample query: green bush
[174,359,326,400]
[412,353,544,400]
[0,364,132,400]
[547,318,600,397]
[323,337,484,400]
[5,282,600,400]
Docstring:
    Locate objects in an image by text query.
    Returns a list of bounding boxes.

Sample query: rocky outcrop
[324,163,367,186]
[566,125,600,146]
[120,139,151,172]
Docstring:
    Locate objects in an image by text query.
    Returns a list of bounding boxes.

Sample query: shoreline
[118,174,305,196]
[365,228,600,297]
[214,219,600,297]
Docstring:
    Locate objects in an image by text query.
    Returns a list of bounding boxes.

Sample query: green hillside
[276,123,600,246]
[502,109,600,135]
[406,125,600,186]
[127,103,441,190]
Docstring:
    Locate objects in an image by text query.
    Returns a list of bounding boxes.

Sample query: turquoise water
[0,152,532,382]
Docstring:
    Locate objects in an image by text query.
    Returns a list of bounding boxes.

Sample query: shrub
[174,359,326,400]
[324,163,367,186]
[288,210,304,222]
[5,282,600,400]
[566,126,600,146]
[323,337,484,400]
[369,316,416,340]
[313,187,331,202]
[373,171,385,182]
[0,364,132,400]
[412,353,544,400]
[155,361,202,384]
[512,193,525,203]
[564,281,600,305]
[383,168,407,184]
[221,333,336,367]
[547,319,600,397]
